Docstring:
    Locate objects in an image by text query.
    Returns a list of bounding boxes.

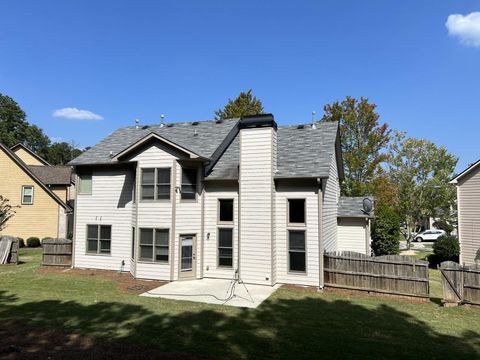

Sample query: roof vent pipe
[135,118,140,129]
[311,111,317,130]
[160,114,165,128]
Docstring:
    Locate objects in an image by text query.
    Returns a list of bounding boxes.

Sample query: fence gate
[439,261,463,305]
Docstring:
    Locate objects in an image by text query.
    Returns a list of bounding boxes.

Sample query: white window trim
[21,185,34,205]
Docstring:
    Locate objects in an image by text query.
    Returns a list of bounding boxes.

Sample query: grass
[1,248,479,359]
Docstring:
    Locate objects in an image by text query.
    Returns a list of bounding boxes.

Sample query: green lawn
[1,248,479,359]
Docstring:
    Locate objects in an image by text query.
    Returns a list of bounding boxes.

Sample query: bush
[432,219,454,235]
[432,235,459,264]
[371,205,401,256]
[18,237,25,248]
[26,237,41,247]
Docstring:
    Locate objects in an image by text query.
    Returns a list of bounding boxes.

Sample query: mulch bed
[36,267,165,295]
[0,320,209,360]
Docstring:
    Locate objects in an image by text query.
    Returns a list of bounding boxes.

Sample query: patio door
[178,235,196,279]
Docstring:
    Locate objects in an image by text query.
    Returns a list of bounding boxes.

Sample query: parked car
[414,229,446,242]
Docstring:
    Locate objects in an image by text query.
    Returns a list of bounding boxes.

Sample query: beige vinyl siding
[239,127,275,285]
[0,147,61,239]
[52,187,68,203]
[271,130,277,284]
[203,182,238,280]
[323,153,339,252]
[275,183,319,286]
[12,147,46,166]
[74,169,133,272]
[129,143,181,280]
[337,218,369,254]
[457,166,480,265]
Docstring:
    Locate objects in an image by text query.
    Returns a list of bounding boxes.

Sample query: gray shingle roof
[69,119,239,165]
[70,118,340,180]
[28,165,72,185]
[338,196,374,218]
[206,121,339,180]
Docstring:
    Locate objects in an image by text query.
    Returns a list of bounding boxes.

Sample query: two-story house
[70,114,372,288]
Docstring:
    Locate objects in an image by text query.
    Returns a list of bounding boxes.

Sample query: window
[21,186,34,204]
[181,168,197,200]
[131,227,135,259]
[288,199,305,224]
[218,228,233,267]
[141,168,170,200]
[86,225,112,254]
[288,230,306,272]
[139,228,169,263]
[79,174,92,194]
[219,199,234,223]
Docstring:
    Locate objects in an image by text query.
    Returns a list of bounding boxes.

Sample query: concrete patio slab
[141,278,279,308]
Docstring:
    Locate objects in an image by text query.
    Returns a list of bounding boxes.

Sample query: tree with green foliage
[46,141,83,165]
[215,90,264,120]
[388,132,458,247]
[371,204,401,256]
[0,94,51,156]
[322,96,391,197]
[0,195,17,231]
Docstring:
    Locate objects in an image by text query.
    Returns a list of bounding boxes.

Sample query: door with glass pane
[179,235,196,279]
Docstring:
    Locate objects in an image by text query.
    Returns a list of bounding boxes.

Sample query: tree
[45,141,83,165]
[322,96,390,197]
[0,196,17,231]
[387,132,458,247]
[215,90,264,120]
[0,94,51,154]
[371,204,401,256]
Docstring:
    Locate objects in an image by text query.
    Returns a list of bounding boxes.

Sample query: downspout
[170,160,177,281]
[134,164,140,278]
[317,178,324,290]
[200,184,205,279]
[71,172,79,269]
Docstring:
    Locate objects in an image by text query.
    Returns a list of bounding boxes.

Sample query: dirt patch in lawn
[36,267,165,295]
[0,320,209,360]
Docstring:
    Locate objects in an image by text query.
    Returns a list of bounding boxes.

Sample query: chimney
[238,114,277,285]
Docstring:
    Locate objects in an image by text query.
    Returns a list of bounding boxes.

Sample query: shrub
[26,237,41,247]
[432,235,459,264]
[371,204,401,256]
[18,237,25,248]
[432,219,454,235]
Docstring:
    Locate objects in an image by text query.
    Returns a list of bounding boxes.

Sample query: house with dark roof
[450,159,480,265]
[69,114,373,287]
[0,143,74,240]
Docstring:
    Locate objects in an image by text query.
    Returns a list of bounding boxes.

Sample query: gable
[11,144,50,166]
[0,144,69,210]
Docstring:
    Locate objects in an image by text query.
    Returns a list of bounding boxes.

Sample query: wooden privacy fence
[324,251,429,298]
[0,236,18,265]
[42,238,72,266]
[439,261,480,306]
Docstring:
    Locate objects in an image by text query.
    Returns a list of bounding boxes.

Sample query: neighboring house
[450,159,480,265]
[0,143,73,240]
[69,114,373,287]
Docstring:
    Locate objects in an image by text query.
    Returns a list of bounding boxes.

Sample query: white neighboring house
[450,159,480,265]
[70,114,373,287]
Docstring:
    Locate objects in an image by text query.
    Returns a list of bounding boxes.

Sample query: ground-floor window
[139,228,169,263]
[86,225,112,254]
[218,228,233,267]
[288,230,306,272]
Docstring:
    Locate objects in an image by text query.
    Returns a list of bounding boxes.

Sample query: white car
[414,229,446,242]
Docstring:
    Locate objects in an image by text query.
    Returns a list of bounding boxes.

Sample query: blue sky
[0,1,479,170]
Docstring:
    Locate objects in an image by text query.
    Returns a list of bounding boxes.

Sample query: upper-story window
[218,199,234,223]
[141,168,171,200]
[21,185,34,205]
[181,168,197,200]
[79,174,92,194]
[288,199,305,225]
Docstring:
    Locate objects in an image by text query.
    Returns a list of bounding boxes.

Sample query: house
[0,143,73,240]
[69,114,373,287]
[450,159,480,265]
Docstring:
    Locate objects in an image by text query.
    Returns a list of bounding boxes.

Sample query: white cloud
[52,107,103,120]
[446,12,480,47]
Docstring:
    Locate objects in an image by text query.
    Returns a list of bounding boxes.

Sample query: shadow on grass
[0,290,478,359]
